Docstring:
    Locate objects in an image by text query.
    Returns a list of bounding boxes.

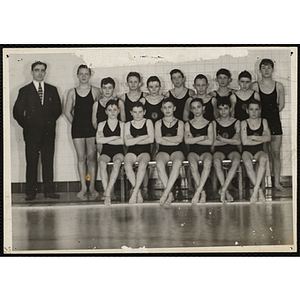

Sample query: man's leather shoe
[25,195,35,201]
[44,193,60,199]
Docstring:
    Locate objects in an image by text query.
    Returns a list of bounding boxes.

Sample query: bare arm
[108,121,125,145]
[96,122,117,144]
[251,119,271,143]
[216,120,241,146]
[92,101,98,129]
[64,89,75,124]
[277,82,285,112]
[118,99,126,122]
[251,81,259,93]
[183,97,193,122]
[230,94,237,118]
[155,120,181,145]
[162,120,184,144]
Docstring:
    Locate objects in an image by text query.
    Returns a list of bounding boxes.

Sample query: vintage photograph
[3,46,297,254]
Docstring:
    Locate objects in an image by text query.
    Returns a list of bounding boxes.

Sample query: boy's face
[147,81,160,96]
[161,101,176,117]
[238,77,252,91]
[247,103,260,119]
[260,64,274,78]
[106,104,119,118]
[194,78,208,95]
[31,64,46,82]
[218,104,231,118]
[77,68,90,84]
[130,106,145,121]
[101,83,114,98]
[190,101,203,117]
[127,76,141,91]
[171,73,184,88]
[216,74,231,87]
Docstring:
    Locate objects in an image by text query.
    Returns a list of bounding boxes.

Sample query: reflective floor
[11,187,294,252]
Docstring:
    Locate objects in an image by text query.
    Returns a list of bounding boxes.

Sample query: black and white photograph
[3,46,297,254]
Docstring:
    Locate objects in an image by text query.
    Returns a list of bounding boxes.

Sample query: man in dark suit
[13,61,62,200]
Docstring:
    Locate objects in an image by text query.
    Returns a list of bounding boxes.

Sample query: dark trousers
[25,135,55,196]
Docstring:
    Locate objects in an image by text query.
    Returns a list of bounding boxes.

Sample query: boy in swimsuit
[185,98,214,204]
[251,58,286,192]
[119,72,148,121]
[96,100,125,205]
[155,99,185,206]
[241,99,271,203]
[183,74,217,122]
[164,69,195,121]
[213,97,241,203]
[124,102,154,203]
[230,70,260,121]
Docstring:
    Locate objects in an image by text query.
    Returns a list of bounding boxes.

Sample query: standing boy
[13,61,62,200]
[251,59,285,192]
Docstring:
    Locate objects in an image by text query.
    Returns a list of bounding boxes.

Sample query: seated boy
[155,98,185,206]
[119,72,148,121]
[241,99,271,202]
[184,98,214,204]
[230,70,260,121]
[213,97,241,203]
[183,74,218,122]
[124,102,154,203]
[96,100,125,205]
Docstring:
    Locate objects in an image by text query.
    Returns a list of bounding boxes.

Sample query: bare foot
[103,196,111,206]
[225,191,234,202]
[191,192,200,205]
[275,184,286,192]
[250,189,258,203]
[258,188,266,202]
[165,192,174,206]
[129,191,138,204]
[111,191,117,200]
[141,187,148,199]
[159,193,168,206]
[89,188,99,197]
[199,190,206,204]
[77,188,87,198]
[218,190,226,203]
[137,189,144,203]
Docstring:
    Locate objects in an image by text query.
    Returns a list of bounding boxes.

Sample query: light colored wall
[8,48,293,183]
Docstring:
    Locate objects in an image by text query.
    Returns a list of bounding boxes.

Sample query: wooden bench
[106,158,258,202]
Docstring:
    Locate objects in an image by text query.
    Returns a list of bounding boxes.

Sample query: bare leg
[192,152,212,204]
[213,152,226,202]
[130,153,151,203]
[253,151,268,202]
[160,151,184,204]
[99,154,110,194]
[188,152,201,187]
[156,152,171,205]
[124,153,138,204]
[270,135,285,192]
[73,138,88,197]
[86,137,98,196]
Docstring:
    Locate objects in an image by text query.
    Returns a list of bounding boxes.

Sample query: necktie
[38,82,43,105]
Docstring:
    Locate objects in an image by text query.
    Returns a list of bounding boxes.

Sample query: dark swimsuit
[158,120,184,156]
[101,121,124,160]
[125,92,144,121]
[96,99,122,126]
[243,119,264,156]
[144,99,164,123]
[203,97,215,122]
[215,90,233,102]
[215,119,239,157]
[234,92,256,121]
[189,122,211,155]
[127,120,151,156]
[169,89,191,121]
[258,82,283,135]
[72,88,96,139]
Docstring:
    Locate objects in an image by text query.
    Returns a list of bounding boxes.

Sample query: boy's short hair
[217,97,232,108]
[194,74,208,84]
[259,58,274,69]
[190,98,204,107]
[31,61,47,71]
[161,98,175,107]
[126,71,141,82]
[77,64,91,75]
[147,76,161,87]
[238,70,252,81]
[105,99,119,110]
[247,99,261,109]
[130,101,144,111]
[216,68,232,78]
[101,77,115,88]
[170,69,184,78]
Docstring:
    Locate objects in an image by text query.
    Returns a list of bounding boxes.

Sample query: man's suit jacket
[13,82,62,141]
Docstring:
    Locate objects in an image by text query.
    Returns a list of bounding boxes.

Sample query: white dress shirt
[33,80,44,105]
